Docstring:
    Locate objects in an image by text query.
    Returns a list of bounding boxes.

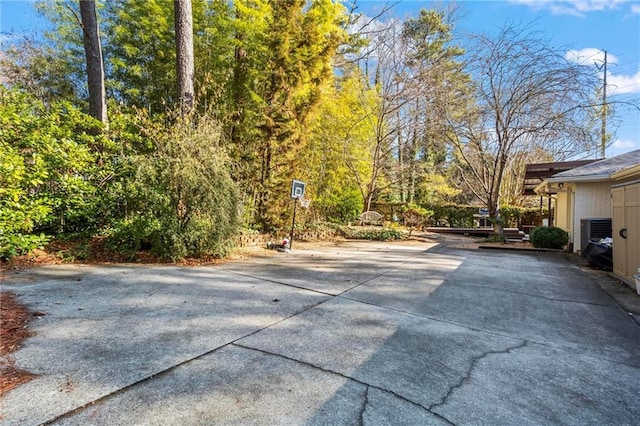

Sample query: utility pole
[595,50,607,159]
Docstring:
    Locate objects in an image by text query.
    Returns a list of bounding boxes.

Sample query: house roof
[612,163,640,181]
[534,149,640,194]
[549,149,640,182]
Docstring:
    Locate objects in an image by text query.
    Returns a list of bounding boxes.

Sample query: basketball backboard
[291,179,306,199]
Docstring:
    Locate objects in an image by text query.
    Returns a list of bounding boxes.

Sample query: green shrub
[530,226,568,249]
[0,232,50,260]
[426,204,476,227]
[104,216,161,256]
[123,115,239,261]
[0,88,104,256]
[315,187,363,224]
[337,226,403,241]
[499,206,549,228]
[499,206,523,228]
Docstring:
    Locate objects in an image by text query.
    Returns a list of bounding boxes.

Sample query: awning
[523,160,597,195]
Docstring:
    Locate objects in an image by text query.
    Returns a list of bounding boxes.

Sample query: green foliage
[303,69,378,223]
[427,204,477,227]
[0,87,239,261]
[103,0,178,112]
[416,173,461,205]
[396,9,470,205]
[493,206,547,228]
[0,87,106,257]
[0,134,51,258]
[402,204,432,217]
[118,115,240,260]
[314,187,363,224]
[248,0,348,230]
[499,206,524,228]
[3,2,562,261]
[483,234,507,243]
[0,232,50,260]
[104,216,160,257]
[530,226,569,249]
[337,226,403,241]
[0,39,80,104]
[402,205,431,231]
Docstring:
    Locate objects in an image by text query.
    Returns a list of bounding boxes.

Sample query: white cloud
[608,69,640,94]
[612,139,637,149]
[565,48,618,65]
[565,48,639,94]
[509,0,636,16]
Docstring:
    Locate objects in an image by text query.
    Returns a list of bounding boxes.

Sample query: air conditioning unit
[580,218,612,252]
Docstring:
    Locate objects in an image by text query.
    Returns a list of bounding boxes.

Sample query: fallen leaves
[1,292,39,398]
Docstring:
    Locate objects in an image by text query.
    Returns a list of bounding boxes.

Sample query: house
[534,149,640,286]
[523,159,598,227]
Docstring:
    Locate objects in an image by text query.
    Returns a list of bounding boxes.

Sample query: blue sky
[1,0,639,158]
[358,0,640,158]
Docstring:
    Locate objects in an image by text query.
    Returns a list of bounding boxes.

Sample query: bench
[503,228,525,242]
[358,211,383,226]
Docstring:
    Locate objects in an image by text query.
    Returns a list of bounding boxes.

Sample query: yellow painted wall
[554,191,573,247]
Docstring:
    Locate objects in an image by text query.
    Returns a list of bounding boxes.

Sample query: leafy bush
[104,216,161,256]
[119,115,239,260]
[315,187,363,224]
[0,139,50,258]
[499,206,548,228]
[0,232,50,260]
[337,226,403,241]
[426,204,476,227]
[0,88,105,257]
[530,226,568,249]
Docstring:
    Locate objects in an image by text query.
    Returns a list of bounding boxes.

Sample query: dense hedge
[336,226,403,241]
[371,202,548,229]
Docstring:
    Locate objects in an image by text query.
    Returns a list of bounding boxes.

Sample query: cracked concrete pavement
[1,240,639,425]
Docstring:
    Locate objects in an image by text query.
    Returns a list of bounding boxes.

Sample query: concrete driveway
[1,240,639,425]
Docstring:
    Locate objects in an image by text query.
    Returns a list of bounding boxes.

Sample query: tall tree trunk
[174,0,194,114]
[397,111,405,203]
[79,0,107,126]
[488,196,504,240]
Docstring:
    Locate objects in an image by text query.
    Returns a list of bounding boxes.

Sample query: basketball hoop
[299,197,311,209]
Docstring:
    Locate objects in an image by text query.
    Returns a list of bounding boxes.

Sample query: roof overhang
[534,174,611,195]
[523,160,597,195]
[612,164,640,181]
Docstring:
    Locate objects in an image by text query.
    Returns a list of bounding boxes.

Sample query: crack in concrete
[336,249,436,297]
[27,244,636,424]
[216,269,337,296]
[358,385,369,426]
[428,340,528,412]
[223,245,435,300]
[233,343,455,425]
[453,283,618,307]
[340,294,640,369]
[39,296,333,425]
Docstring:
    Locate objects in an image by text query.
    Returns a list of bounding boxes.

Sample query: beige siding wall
[555,191,573,243]
[573,182,612,252]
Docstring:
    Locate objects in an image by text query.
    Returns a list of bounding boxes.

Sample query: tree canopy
[0,1,609,257]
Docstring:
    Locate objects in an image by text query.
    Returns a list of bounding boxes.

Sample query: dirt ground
[0,231,533,399]
[0,292,39,398]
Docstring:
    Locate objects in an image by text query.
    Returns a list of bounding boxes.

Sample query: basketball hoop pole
[289,179,306,250]
[289,197,298,250]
